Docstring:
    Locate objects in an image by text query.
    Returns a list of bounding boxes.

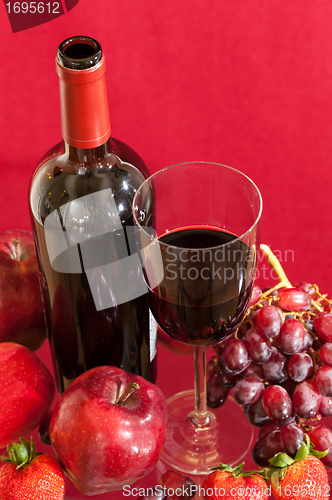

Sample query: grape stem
[259,244,323,312]
[313,284,332,307]
[260,244,292,291]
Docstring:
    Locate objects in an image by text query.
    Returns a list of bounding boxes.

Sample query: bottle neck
[64,140,111,163]
[56,38,111,150]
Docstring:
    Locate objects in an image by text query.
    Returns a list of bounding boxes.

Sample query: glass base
[161,390,254,475]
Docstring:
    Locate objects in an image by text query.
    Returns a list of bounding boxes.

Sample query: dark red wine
[148,226,254,346]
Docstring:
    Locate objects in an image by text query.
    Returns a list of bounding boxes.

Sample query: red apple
[0,229,47,350]
[49,366,167,495]
[0,342,55,448]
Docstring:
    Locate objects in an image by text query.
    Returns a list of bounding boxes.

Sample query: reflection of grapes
[206,245,332,466]
[160,470,196,500]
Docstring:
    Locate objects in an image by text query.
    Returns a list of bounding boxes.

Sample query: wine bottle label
[149,311,158,362]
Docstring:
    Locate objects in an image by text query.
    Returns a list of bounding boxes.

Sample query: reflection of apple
[0,229,46,351]
[49,366,167,495]
[157,326,193,355]
[0,342,55,448]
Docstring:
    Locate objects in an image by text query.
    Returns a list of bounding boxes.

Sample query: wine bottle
[29,36,157,393]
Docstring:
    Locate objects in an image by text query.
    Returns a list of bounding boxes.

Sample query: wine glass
[132,162,262,475]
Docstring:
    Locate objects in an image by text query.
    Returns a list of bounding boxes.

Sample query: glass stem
[192,345,210,428]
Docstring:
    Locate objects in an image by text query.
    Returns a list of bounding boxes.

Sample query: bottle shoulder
[110,137,150,179]
[29,139,149,226]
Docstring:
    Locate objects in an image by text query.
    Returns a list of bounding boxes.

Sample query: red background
[1,1,332,499]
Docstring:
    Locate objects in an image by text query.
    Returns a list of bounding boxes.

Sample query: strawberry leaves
[267,434,328,489]
[0,436,42,469]
[209,462,269,481]
[210,462,263,477]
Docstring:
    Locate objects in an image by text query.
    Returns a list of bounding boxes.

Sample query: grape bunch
[207,244,332,468]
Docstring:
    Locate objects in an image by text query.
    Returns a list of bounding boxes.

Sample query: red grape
[213,341,225,355]
[245,397,269,427]
[314,312,332,343]
[280,422,304,457]
[300,329,314,351]
[252,429,284,467]
[278,288,312,312]
[258,420,281,440]
[250,308,260,326]
[287,352,313,382]
[206,251,332,464]
[248,284,262,307]
[245,327,272,364]
[294,281,315,294]
[237,321,251,340]
[206,372,229,409]
[207,356,219,377]
[308,425,332,467]
[262,385,293,423]
[315,365,332,397]
[275,318,305,355]
[256,305,283,338]
[217,371,239,388]
[319,395,332,417]
[233,377,265,406]
[219,338,250,374]
[240,362,264,381]
[261,347,288,384]
[319,342,332,366]
[292,380,322,418]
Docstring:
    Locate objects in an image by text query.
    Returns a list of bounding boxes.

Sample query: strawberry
[267,434,329,500]
[202,463,269,500]
[0,437,65,499]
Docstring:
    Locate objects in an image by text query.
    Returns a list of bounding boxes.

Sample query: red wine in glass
[149,226,254,346]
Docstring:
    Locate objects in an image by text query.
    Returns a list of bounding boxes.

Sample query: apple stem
[116,381,140,406]
[5,238,20,261]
